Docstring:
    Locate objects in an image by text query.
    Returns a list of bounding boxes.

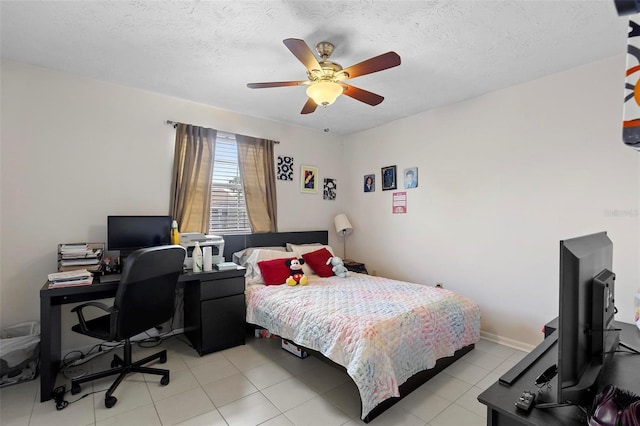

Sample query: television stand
[619,340,640,355]
[478,320,640,425]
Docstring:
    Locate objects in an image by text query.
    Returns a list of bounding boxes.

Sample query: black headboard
[222,231,329,261]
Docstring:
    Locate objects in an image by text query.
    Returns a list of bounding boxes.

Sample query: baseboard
[480,331,537,353]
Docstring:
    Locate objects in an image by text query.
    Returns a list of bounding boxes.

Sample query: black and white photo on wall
[323,178,337,200]
[277,156,294,181]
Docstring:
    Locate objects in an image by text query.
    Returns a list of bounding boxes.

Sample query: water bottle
[192,241,203,272]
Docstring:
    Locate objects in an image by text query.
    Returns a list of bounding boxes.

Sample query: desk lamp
[334,214,353,261]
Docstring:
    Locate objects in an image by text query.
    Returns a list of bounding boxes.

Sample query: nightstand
[344,261,368,274]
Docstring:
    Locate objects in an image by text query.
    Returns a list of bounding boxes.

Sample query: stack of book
[48,269,93,288]
[58,242,104,273]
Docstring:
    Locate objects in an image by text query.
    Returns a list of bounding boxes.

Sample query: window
[209,132,250,234]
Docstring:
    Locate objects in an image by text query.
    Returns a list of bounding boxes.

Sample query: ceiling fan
[247,38,401,114]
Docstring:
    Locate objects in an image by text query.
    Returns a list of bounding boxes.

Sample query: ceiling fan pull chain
[323,106,330,133]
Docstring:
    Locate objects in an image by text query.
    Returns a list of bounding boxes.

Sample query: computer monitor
[107,216,172,257]
[557,231,620,406]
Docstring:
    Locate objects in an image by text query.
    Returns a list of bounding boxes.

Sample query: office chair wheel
[110,360,119,368]
[105,395,117,408]
[160,374,170,386]
[159,353,167,363]
[71,383,81,395]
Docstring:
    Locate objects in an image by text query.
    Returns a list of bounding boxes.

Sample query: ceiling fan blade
[342,51,401,79]
[301,98,318,114]
[341,83,384,106]
[283,38,322,72]
[247,81,306,89]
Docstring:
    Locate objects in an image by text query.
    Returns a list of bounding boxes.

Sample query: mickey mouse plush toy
[286,258,308,286]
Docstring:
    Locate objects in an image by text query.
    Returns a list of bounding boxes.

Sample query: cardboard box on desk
[281,339,308,359]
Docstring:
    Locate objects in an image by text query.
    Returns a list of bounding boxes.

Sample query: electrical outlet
[435,282,443,288]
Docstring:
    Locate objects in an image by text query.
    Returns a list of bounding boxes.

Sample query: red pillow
[302,248,334,277]
[257,257,296,285]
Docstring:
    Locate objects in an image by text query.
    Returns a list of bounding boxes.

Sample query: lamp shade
[334,214,353,236]
[306,82,344,106]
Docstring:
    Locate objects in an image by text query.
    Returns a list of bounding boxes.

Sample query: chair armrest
[71,302,116,335]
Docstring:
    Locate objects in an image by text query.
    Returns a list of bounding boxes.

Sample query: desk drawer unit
[184,271,246,355]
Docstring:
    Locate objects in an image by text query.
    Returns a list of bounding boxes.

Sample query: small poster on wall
[277,156,294,181]
[392,191,407,214]
[323,178,336,200]
[300,165,318,193]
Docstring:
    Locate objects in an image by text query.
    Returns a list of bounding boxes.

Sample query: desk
[39,269,246,402]
[477,321,640,425]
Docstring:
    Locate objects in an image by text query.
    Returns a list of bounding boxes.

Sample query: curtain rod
[166,120,279,143]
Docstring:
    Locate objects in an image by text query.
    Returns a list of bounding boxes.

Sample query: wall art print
[323,178,336,200]
[301,165,318,193]
[277,156,294,180]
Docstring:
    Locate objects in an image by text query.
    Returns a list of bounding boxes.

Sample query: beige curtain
[170,123,216,233]
[235,135,278,233]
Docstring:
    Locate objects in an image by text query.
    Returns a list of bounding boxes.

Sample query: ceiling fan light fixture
[306,81,343,106]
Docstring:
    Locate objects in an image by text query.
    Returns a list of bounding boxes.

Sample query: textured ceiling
[0,1,631,135]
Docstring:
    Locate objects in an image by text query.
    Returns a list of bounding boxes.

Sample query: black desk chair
[70,245,186,408]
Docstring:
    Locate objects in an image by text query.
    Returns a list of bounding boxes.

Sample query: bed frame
[222,231,475,423]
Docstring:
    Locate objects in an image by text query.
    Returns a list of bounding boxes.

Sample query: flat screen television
[557,231,620,406]
[107,215,172,257]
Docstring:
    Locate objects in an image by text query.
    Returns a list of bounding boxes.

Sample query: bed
[222,231,481,423]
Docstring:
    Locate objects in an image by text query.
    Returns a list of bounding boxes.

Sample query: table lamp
[334,213,353,261]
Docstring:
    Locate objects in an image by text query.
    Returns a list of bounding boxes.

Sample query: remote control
[515,390,536,411]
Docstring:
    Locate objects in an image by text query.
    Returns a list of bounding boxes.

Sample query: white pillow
[288,244,334,276]
[286,242,322,252]
[243,249,295,284]
[233,246,286,265]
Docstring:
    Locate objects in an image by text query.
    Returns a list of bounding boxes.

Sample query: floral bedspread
[245,273,481,419]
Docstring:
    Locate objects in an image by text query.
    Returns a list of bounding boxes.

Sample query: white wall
[2,56,638,353]
[0,61,343,351]
[343,55,640,347]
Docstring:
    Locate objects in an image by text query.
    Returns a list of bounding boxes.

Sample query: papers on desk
[57,242,104,273]
[48,269,93,288]
[60,244,102,258]
[215,262,239,271]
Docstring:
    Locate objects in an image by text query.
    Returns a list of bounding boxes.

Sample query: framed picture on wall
[364,174,375,192]
[404,167,418,189]
[381,165,397,191]
[301,165,318,193]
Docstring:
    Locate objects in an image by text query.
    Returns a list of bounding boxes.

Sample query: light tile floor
[0,334,527,426]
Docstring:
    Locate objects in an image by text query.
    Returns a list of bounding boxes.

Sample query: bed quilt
[245,273,481,419]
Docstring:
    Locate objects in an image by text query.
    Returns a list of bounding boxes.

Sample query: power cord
[51,385,104,411]
[51,386,69,410]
